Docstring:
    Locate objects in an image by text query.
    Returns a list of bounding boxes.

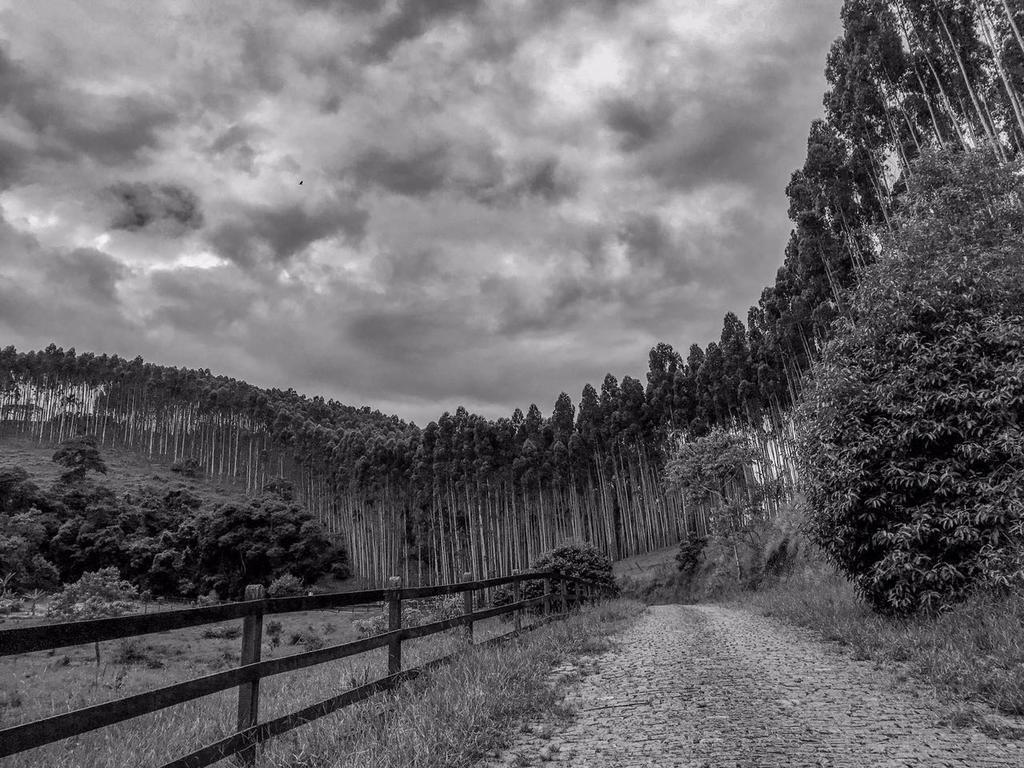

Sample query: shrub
[354,595,463,638]
[798,149,1024,614]
[676,536,708,574]
[300,633,325,652]
[113,638,161,666]
[287,628,325,649]
[196,590,220,607]
[47,567,139,620]
[530,542,618,597]
[169,457,202,477]
[267,573,303,597]
[493,542,619,610]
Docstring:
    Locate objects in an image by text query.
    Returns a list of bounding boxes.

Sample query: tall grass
[3,600,643,767]
[262,599,644,768]
[738,569,1024,717]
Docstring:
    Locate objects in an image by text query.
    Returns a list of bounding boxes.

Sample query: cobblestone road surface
[480,604,1024,767]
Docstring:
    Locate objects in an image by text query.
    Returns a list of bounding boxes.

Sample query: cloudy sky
[0,0,841,425]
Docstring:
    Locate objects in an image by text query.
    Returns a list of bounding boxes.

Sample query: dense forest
[3,0,1023,586]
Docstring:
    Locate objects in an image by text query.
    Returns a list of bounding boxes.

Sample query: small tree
[47,567,139,664]
[267,573,303,597]
[664,428,776,579]
[53,435,107,484]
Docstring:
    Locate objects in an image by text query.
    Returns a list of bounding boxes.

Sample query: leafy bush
[47,567,139,620]
[196,590,220,606]
[530,542,618,597]
[114,638,162,666]
[798,149,1024,614]
[354,595,462,638]
[267,573,304,597]
[493,542,619,610]
[676,536,708,574]
[169,457,202,477]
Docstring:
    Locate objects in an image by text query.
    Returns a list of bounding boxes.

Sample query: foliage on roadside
[494,542,620,611]
[797,149,1024,614]
[739,568,1024,718]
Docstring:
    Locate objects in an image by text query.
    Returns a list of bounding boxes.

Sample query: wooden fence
[0,570,612,767]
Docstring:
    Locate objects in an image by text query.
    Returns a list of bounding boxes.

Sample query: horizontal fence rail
[0,570,613,766]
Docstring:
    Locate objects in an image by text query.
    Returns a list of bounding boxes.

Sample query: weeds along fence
[0,570,612,767]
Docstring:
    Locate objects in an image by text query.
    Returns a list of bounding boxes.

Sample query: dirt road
[481,605,1024,767]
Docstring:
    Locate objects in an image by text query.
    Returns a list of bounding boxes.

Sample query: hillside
[1,437,244,508]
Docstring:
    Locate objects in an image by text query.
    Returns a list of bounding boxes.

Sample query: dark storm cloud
[208,199,369,267]
[149,268,257,336]
[0,138,26,190]
[0,44,174,167]
[507,157,577,203]
[45,248,127,303]
[635,40,833,195]
[618,213,683,274]
[362,0,483,62]
[108,182,204,235]
[351,145,451,196]
[603,97,671,152]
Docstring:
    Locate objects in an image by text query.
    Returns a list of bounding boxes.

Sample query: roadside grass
[736,568,1024,718]
[2,599,643,767]
[262,598,645,768]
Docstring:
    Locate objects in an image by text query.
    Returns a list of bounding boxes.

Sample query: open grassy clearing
[0,436,247,511]
[2,599,643,767]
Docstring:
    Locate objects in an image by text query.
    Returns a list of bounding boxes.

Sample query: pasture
[1,601,519,767]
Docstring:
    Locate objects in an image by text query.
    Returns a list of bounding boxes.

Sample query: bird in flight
[299,180,303,185]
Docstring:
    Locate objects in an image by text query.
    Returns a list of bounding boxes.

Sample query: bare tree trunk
[933,1,1005,160]
[982,4,1024,141]
[1002,0,1024,59]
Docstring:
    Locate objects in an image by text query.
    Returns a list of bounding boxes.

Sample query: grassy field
[1,598,643,767]
[0,435,248,508]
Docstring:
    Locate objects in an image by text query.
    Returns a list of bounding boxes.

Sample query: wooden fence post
[559,577,568,614]
[462,571,474,644]
[387,576,402,675]
[236,584,265,768]
[511,569,522,632]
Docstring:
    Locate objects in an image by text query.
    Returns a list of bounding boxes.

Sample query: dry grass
[2,600,644,767]
[262,599,644,768]
[736,568,1024,717]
